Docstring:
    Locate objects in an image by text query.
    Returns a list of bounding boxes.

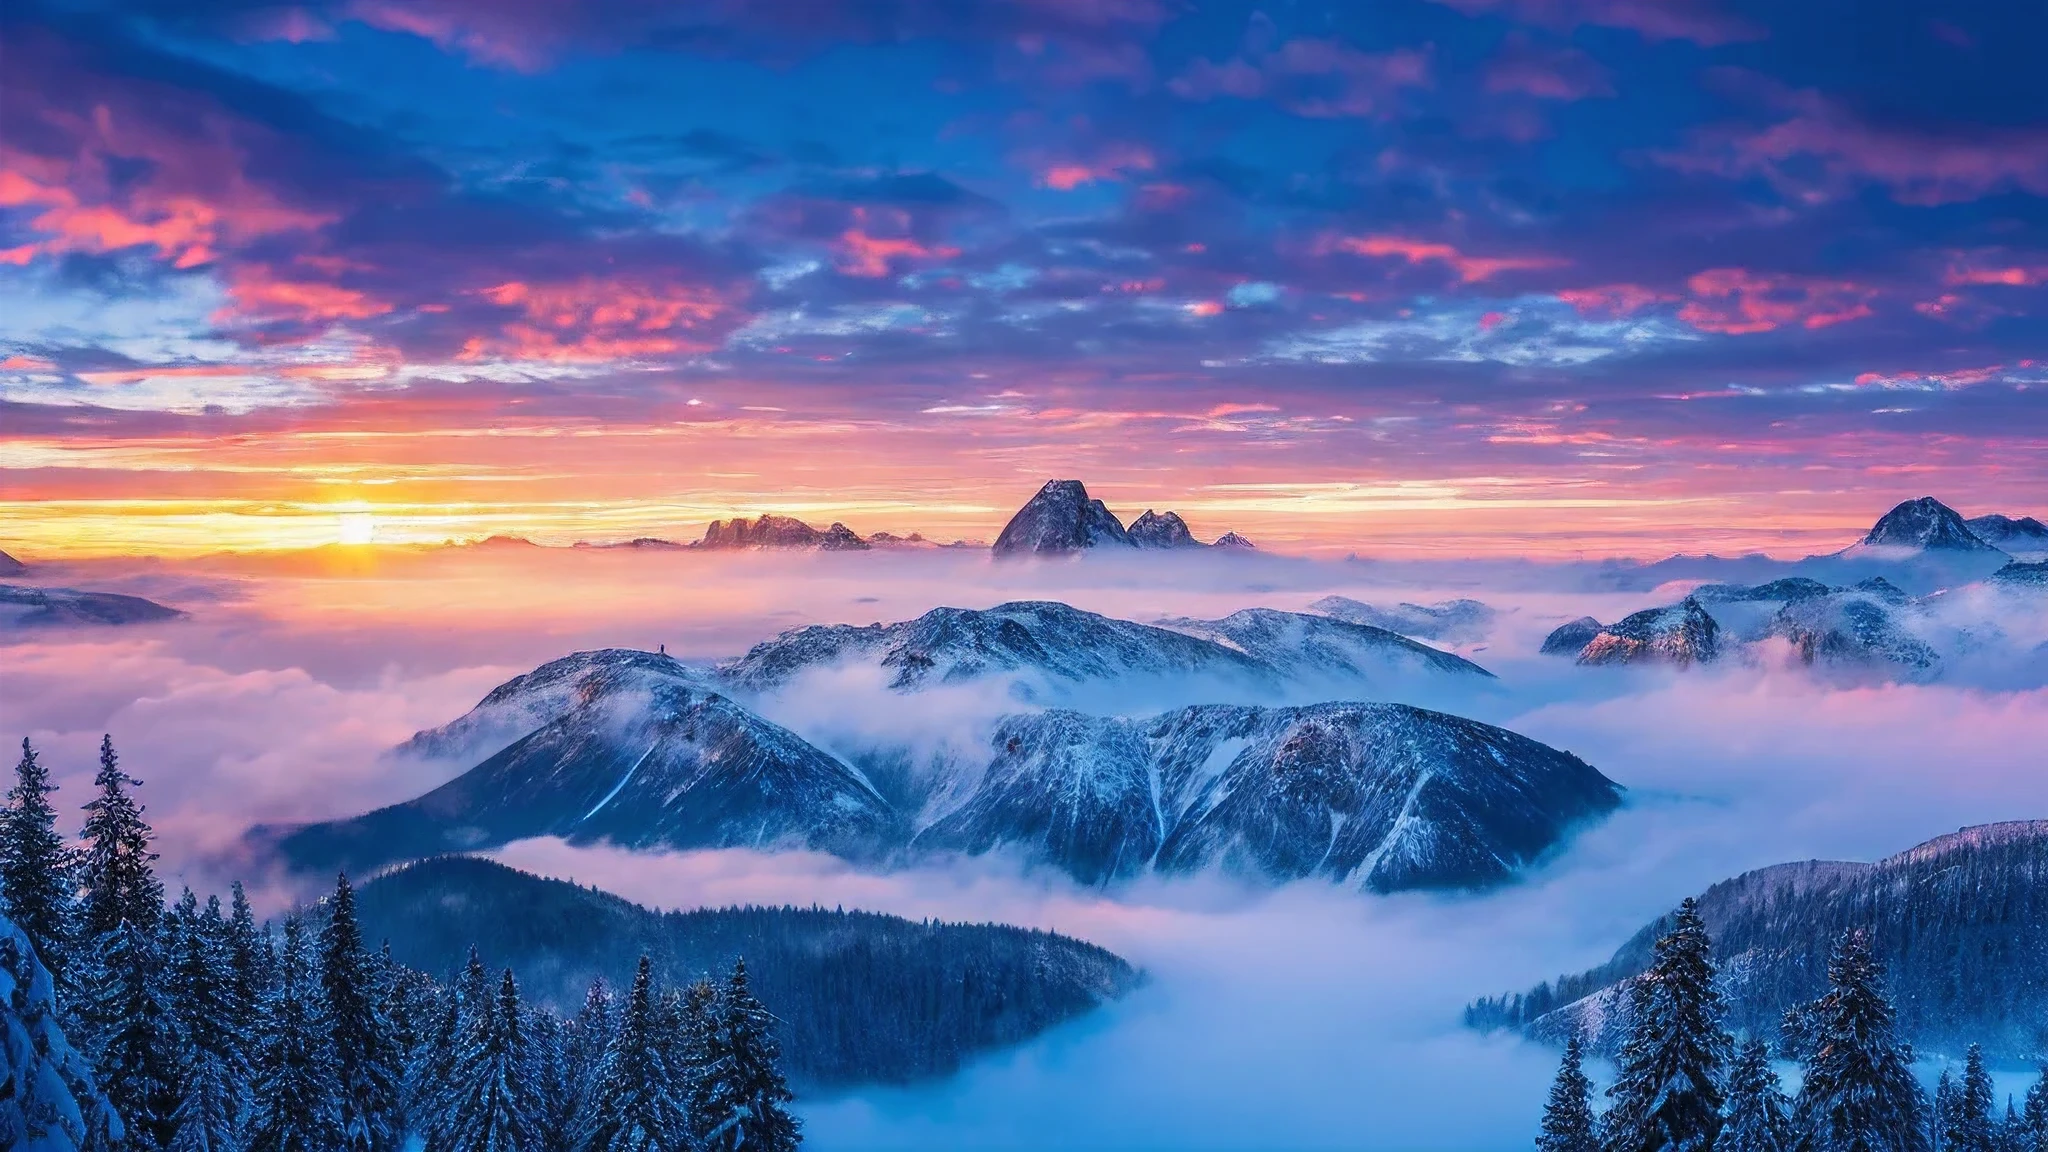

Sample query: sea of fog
[3,546,2046,1150]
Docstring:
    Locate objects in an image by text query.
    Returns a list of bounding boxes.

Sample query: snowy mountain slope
[0,911,121,1152]
[1470,822,2048,1061]
[1965,513,2048,557]
[1306,596,1498,644]
[0,584,182,629]
[401,648,719,762]
[270,677,896,877]
[1153,608,1495,693]
[1990,560,2048,588]
[1540,617,1602,656]
[1127,509,1202,548]
[1858,497,2003,553]
[914,702,1622,892]
[1766,582,1940,674]
[1572,598,1722,667]
[718,600,1280,699]
[991,480,1135,556]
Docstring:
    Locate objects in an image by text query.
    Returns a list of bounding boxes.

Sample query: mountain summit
[992,480,1135,556]
[1860,497,2001,552]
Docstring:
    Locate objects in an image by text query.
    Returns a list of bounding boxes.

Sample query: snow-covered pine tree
[1537,1034,1598,1152]
[526,1004,575,1151]
[1602,899,1731,1152]
[405,993,462,1152]
[81,915,182,1150]
[696,959,800,1152]
[0,737,77,986]
[77,734,164,941]
[248,918,341,1152]
[578,956,690,1152]
[1935,1071,1957,1152]
[319,874,403,1152]
[2001,1102,2027,1152]
[2023,1070,2048,1152]
[227,883,264,1025]
[1791,931,1928,1152]
[1721,1039,1796,1152]
[167,888,250,1152]
[678,978,720,1137]
[441,969,541,1152]
[1943,1045,1997,1152]
[563,977,614,1128]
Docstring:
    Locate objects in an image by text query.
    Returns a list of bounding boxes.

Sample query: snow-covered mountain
[1857,497,2003,553]
[1765,578,1939,674]
[1,910,122,1151]
[914,702,1622,891]
[1557,598,1723,667]
[1539,617,1602,656]
[991,480,1135,556]
[0,585,182,629]
[1991,560,2048,588]
[1307,595,1497,643]
[1469,821,2048,1061]
[271,666,896,877]
[1212,531,1257,550]
[399,648,719,763]
[1968,513,2048,558]
[1154,608,1494,691]
[0,549,23,577]
[719,600,1279,699]
[1127,509,1200,548]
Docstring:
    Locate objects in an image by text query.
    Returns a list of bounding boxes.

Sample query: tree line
[1536,898,2048,1152]
[0,735,803,1152]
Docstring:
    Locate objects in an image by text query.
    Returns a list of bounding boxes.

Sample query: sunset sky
[5,0,2047,558]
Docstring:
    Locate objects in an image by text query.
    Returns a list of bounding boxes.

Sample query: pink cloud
[1556,283,1675,318]
[463,277,734,361]
[217,264,394,326]
[832,208,962,278]
[1678,268,1876,335]
[1319,233,1565,283]
[1484,35,1614,101]
[1429,0,1762,46]
[1037,144,1156,190]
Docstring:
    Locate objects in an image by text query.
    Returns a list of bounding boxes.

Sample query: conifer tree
[442,969,541,1152]
[678,978,721,1135]
[167,888,250,1152]
[579,956,690,1152]
[1944,1046,1997,1152]
[320,874,403,1152]
[1792,932,1928,1152]
[2022,1070,2048,1152]
[1603,899,1730,1152]
[85,916,183,1150]
[696,959,800,1152]
[406,994,463,1152]
[1936,1072,1958,1152]
[1537,1034,1598,1152]
[565,977,615,1125]
[527,1006,576,1152]
[1722,1039,1796,1152]
[249,918,341,1152]
[0,737,76,983]
[78,734,163,940]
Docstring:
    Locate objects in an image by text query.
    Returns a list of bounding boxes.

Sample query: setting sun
[336,511,376,546]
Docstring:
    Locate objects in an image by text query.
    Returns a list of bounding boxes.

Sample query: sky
[5,0,2048,558]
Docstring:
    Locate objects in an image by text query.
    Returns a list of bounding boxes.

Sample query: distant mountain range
[1306,596,1498,644]
[0,584,183,629]
[1467,821,2048,1061]
[992,479,1253,557]
[0,548,24,576]
[354,855,1139,1088]
[267,607,1614,894]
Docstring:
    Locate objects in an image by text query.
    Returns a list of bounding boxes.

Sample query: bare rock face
[1128,510,1200,549]
[991,480,1134,557]
[1575,597,1722,667]
[1861,497,2000,552]
[699,514,870,550]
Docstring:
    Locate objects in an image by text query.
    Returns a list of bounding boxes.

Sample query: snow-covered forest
[1,735,802,1152]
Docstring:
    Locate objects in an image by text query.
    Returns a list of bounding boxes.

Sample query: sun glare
[337,511,377,546]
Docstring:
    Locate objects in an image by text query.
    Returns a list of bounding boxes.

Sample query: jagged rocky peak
[1212,531,1256,550]
[699,513,871,550]
[1688,577,1833,604]
[1576,597,1722,667]
[0,548,23,576]
[1469,821,2048,1060]
[991,479,1134,557]
[1967,513,2048,554]
[1860,497,2001,552]
[0,585,183,629]
[1127,509,1203,548]
[0,908,123,1150]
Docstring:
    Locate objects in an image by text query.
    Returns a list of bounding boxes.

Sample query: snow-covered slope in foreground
[1,911,121,1152]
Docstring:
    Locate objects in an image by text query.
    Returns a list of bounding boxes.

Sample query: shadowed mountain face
[915,702,1622,892]
[699,514,870,551]
[270,674,895,877]
[354,856,1140,1089]
[0,549,23,576]
[1468,822,2048,1061]
[1127,509,1200,548]
[1154,608,1495,689]
[0,584,182,628]
[1967,513,2048,555]
[992,479,1135,557]
[1861,497,2001,553]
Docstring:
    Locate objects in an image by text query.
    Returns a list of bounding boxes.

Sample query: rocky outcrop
[991,480,1134,557]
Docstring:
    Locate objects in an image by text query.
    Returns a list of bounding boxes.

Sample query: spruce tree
[406,993,463,1152]
[442,969,541,1152]
[1792,931,1928,1152]
[1538,1034,1598,1152]
[168,888,250,1152]
[565,977,615,1125]
[85,916,183,1150]
[1722,1039,1796,1152]
[1603,899,1730,1152]
[78,734,163,940]
[249,917,342,1152]
[0,737,76,984]
[1944,1046,1997,1152]
[320,874,403,1152]
[527,1005,576,1152]
[697,959,800,1152]
[1937,1072,1958,1152]
[579,956,690,1152]
[2023,1070,2048,1152]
